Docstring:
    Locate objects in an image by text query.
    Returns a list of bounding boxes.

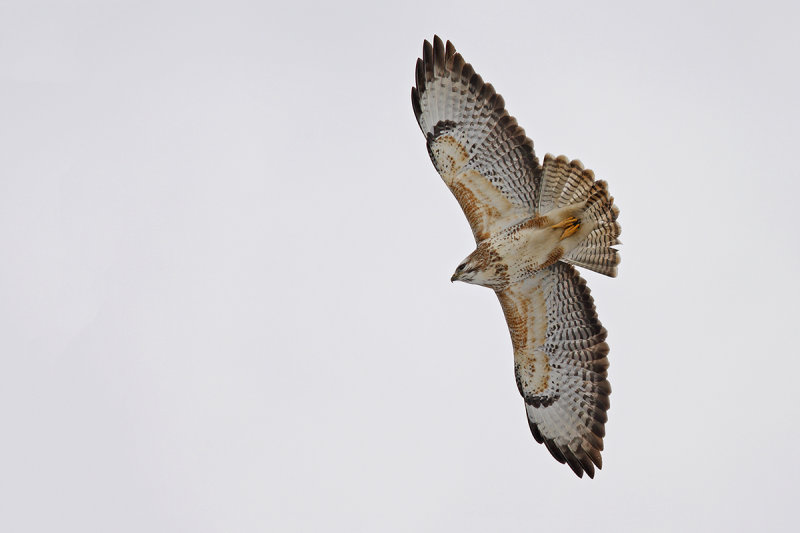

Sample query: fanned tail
[538,155,621,277]
[568,180,621,277]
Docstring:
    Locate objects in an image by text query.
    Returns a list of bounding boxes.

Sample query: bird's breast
[490,225,568,283]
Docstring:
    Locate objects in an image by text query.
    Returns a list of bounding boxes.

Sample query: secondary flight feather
[412,36,621,478]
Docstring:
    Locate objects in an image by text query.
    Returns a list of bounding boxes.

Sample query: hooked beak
[450,272,458,283]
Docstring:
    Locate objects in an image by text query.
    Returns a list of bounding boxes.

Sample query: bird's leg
[551,217,581,240]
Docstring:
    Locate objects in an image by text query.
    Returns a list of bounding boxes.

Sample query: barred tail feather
[537,154,595,212]
[567,180,621,277]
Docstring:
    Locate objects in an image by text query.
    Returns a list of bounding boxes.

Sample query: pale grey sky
[2,1,799,531]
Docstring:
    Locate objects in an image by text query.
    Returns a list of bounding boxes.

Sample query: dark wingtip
[432,35,445,76]
[422,39,433,77]
[527,417,544,444]
[543,437,567,464]
[563,449,585,478]
[445,39,455,57]
[411,87,421,122]
[414,57,425,92]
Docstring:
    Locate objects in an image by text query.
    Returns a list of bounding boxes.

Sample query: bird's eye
[457,264,466,272]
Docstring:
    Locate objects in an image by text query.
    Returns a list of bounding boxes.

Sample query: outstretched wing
[412,36,540,242]
[496,262,610,478]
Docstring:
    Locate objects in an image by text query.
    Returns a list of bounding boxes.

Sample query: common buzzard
[412,36,621,478]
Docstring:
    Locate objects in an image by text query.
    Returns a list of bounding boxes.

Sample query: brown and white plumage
[412,36,621,478]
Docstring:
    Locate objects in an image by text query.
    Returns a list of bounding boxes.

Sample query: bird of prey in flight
[412,36,621,478]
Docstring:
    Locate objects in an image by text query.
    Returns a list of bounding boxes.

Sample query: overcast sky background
[2,1,799,531]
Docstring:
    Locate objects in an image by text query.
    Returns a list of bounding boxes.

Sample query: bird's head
[450,244,510,289]
[450,257,479,284]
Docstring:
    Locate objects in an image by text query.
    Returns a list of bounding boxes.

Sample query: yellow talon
[551,217,581,240]
[550,216,578,229]
[560,222,581,240]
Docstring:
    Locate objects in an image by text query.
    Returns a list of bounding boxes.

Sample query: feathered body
[454,202,597,290]
[412,36,621,478]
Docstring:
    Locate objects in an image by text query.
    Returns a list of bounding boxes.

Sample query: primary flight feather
[412,36,621,478]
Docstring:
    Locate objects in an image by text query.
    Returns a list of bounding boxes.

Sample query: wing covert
[412,36,540,242]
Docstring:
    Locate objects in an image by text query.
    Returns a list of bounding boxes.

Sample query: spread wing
[412,36,540,242]
[496,262,610,478]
